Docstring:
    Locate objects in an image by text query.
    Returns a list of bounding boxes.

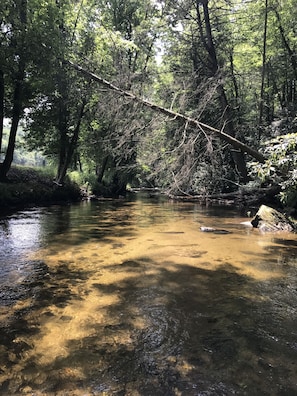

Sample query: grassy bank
[0,167,82,209]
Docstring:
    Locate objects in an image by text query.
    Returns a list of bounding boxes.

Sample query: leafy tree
[231,0,297,125]
[74,0,162,192]
[0,0,86,183]
[2,0,296,202]
[0,0,29,181]
[24,0,99,184]
[250,133,297,209]
[132,0,250,194]
[140,0,297,196]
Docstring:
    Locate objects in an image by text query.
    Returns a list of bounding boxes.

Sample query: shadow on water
[2,259,297,395]
[1,198,297,395]
[80,262,297,396]
[0,259,94,394]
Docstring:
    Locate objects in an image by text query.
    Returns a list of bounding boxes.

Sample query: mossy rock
[251,205,296,232]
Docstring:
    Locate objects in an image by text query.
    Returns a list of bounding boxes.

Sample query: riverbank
[0,167,81,210]
[1,167,295,220]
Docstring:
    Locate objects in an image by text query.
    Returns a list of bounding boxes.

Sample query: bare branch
[65,60,266,163]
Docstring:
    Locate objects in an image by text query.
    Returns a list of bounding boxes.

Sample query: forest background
[1,0,297,209]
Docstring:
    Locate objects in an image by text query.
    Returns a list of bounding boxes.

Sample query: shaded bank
[0,167,81,209]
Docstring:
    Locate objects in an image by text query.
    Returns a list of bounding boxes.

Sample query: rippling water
[1,194,297,395]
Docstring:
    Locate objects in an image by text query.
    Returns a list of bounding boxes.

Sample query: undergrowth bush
[249,133,297,208]
[0,166,81,208]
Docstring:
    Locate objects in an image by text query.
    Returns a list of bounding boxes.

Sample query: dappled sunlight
[31,203,290,282]
[1,198,297,394]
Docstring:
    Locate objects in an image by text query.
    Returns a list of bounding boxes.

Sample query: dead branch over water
[65,60,266,164]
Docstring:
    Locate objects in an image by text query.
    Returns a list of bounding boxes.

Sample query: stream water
[1,193,297,395]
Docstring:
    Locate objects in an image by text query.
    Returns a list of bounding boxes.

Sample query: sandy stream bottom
[1,202,297,395]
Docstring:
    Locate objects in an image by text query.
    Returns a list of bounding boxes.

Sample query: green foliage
[1,124,45,167]
[0,166,81,207]
[20,0,162,187]
[250,133,297,207]
[2,0,297,199]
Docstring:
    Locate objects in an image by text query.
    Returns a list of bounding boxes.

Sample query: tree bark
[0,0,27,182]
[66,60,266,164]
[194,0,248,181]
[0,69,4,157]
[56,99,86,185]
[0,65,26,182]
[259,0,268,125]
[97,155,109,183]
[274,9,297,81]
[56,70,69,185]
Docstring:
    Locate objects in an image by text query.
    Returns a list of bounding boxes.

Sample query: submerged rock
[200,227,232,234]
[251,205,297,232]
[240,221,253,227]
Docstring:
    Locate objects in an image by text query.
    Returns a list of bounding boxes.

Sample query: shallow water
[1,194,297,395]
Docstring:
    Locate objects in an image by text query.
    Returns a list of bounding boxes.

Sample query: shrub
[249,133,297,208]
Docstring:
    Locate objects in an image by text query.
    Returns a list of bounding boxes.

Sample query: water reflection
[0,210,44,294]
[1,196,297,395]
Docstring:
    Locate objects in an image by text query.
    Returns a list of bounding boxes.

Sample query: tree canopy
[0,0,296,206]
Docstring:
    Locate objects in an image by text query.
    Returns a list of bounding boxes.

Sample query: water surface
[1,194,297,395]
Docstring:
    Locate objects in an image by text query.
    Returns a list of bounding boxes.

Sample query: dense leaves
[251,133,297,207]
[0,0,296,206]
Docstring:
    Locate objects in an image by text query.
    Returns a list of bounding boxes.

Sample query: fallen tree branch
[168,185,281,205]
[65,60,266,163]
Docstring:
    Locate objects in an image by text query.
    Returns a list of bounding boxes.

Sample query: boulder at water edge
[251,205,296,232]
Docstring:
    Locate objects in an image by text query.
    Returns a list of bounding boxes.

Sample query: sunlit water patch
[1,196,297,395]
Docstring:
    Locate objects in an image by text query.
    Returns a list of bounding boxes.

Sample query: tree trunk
[97,155,109,183]
[0,0,27,182]
[66,61,266,164]
[229,52,240,117]
[274,9,297,82]
[55,99,86,185]
[195,0,248,181]
[56,92,68,184]
[0,63,26,182]
[0,69,4,157]
[259,0,268,126]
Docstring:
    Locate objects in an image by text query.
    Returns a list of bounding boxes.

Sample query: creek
[1,193,297,395]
